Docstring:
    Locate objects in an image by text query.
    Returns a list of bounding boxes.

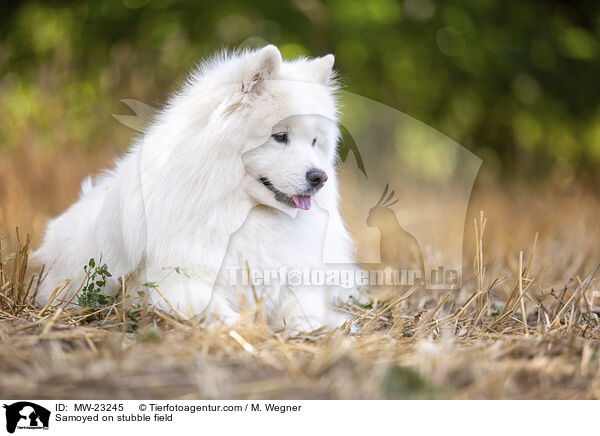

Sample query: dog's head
[242,113,338,211]
[236,46,340,212]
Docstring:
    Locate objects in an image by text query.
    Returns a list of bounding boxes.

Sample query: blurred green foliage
[1,0,599,180]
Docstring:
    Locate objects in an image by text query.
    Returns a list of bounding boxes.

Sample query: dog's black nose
[306,168,328,189]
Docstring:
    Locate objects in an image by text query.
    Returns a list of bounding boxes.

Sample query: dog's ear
[310,54,335,84]
[242,45,282,94]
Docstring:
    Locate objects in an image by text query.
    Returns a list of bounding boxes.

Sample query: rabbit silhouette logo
[3,402,50,433]
[366,184,426,285]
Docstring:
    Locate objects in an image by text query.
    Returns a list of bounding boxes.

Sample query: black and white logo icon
[3,402,50,434]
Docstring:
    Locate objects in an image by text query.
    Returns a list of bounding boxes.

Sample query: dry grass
[1,148,600,399]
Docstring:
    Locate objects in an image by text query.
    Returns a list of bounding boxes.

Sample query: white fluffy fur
[33,45,356,331]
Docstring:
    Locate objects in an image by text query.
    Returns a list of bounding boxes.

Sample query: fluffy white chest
[221,204,330,272]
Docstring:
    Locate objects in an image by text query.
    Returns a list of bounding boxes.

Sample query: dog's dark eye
[272,132,288,144]
[312,138,317,147]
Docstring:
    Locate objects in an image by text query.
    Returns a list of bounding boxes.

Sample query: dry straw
[1,206,599,399]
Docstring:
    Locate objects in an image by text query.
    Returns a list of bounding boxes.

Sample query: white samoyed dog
[33,45,357,331]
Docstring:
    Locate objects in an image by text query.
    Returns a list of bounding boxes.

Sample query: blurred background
[1,0,600,262]
[2,0,600,181]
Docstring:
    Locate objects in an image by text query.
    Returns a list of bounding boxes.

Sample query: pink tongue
[292,195,312,210]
